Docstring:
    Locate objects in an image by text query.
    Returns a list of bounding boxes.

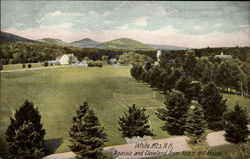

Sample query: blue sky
[1,1,250,48]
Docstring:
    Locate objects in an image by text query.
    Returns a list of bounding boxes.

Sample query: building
[56,54,77,65]
[215,52,232,59]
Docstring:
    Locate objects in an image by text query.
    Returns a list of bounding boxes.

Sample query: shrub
[28,64,32,68]
[43,61,48,67]
[22,63,26,68]
[88,61,103,67]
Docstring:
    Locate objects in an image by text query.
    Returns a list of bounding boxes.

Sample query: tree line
[0,42,156,65]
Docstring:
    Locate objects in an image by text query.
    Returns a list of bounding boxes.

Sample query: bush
[22,63,26,68]
[43,61,48,67]
[0,63,3,70]
[28,64,32,68]
[88,61,103,67]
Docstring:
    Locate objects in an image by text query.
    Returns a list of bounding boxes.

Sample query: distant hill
[96,38,154,50]
[0,31,40,43]
[70,38,99,48]
[146,44,189,50]
[37,38,71,46]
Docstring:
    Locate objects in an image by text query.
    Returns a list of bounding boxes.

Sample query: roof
[214,55,232,59]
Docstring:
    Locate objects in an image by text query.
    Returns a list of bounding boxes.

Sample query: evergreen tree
[69,101,107,159]
[6,100,45,159]
[201,82,227,130]
[223,103,249,144]
[183,50,197,77]
[185,100,207,144]
[156,91,189,135]
[118,104,153,138]
[175,77,202,102]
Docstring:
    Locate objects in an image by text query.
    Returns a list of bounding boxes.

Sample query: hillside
[70,38,99,48]
[0,31,40,43]
[37,38,70,46]
[96,38,154,50]
[146,44,189,50]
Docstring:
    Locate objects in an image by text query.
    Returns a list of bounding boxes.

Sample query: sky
[1,1,250,48]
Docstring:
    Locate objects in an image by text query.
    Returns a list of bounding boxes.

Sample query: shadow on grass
[45,138,63,155]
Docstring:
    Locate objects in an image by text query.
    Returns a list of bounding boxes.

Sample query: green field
[0,65,249,157]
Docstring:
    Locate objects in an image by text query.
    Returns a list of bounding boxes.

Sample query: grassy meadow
[0,65,249,156]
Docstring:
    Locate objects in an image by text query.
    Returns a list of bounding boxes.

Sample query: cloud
[36,11,82,23]
[213,23,223,27]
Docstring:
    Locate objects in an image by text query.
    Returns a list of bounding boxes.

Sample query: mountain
[95,38,154,50]
[37,38,70,46]
[146,44,189,50]
[70,38,99,48]
[0,31,40,43]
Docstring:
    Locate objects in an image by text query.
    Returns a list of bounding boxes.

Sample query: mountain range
[0,31,188,50]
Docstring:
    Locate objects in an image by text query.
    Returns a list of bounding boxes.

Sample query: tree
[69,101,107,159]
[223,103,249,144]
[183,50,197,77]
[119,52,153,66]
[130,65,144,81]
[156,91,189,135]
[185,100,207,144]
[22,63,26,69]
[6,100,45,159]
[68,55,74,65]
[201,82,227,130]
[28,64,32,68]
[0,63,3,70]
[175,77,202,102]
[118,104,153,138]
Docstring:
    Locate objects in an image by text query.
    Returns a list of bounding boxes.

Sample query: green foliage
[28,64,32,68]
[118,104,153,138]
[0,63,3,70]
[43,61,49,67]
[175,77,202,102]
[215,59,247,93]
[185,101,207,144]
[231,141,250,159]
[130,65,144,81]
[157,90,189,135]
[223,103,249,144]
[119,52,153,66]
[201,82,227,130]
[22,63,26,68]
[5,100,45,159]
[88,61,103,67]
[69,101,107,159]
[68,55,74,65]
[183,50,197,77]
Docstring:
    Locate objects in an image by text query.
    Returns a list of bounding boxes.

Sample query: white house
[215,52,232,59]
[56,54,77,65]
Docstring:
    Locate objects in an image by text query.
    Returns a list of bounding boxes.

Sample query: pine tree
[69,101,107,159]
[201,82,227,130]
[156,90,189,135]
[118,104,153,138]
[223,103,249,144]
[185,100,207,144]
[5,100,45,159]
